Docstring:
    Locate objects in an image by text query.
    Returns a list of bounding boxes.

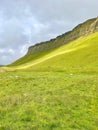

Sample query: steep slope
[8,32,98,73]
[29,32,98,73]
[10,17,98,67]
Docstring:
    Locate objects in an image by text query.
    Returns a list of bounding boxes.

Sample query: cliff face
[27,17,98,55]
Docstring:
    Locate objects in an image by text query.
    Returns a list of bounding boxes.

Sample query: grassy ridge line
[7,32,98,70]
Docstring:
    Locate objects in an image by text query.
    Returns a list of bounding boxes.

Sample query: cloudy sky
[0,0,98,65]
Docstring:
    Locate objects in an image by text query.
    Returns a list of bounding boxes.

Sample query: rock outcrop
[27,17,98,55]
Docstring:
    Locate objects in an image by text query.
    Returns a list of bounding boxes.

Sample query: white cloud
[20,44,28,55]
[8,49,15,55]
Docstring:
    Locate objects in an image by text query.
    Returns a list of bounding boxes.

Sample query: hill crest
[27,17,98,55]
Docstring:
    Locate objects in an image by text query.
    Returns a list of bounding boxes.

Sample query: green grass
[0,32,98,129]
[9,51,51,67]
[0,71,97,130]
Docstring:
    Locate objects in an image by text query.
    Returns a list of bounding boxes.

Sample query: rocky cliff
[26,17,98,55]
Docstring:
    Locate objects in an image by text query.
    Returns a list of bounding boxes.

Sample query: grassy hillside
[9,51,50,66]
[8,32,98,73]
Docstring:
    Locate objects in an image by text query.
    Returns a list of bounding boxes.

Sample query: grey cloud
[0,0,98,64]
